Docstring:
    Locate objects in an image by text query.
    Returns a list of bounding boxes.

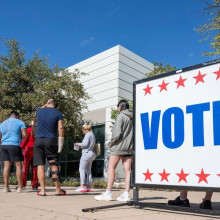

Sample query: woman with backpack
[95,100,133,202]
[74,124,96,192]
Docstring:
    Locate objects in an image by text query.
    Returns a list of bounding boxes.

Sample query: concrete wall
[68,46,120,114]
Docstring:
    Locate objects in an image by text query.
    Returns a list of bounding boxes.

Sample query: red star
[175,76,187,88]
[217,174,220,178]
[213,67,220,80]
[195,169,210,184]
[158,80,169,92]
[143,84,153,95]
[159,169,170,182]
[143,169,154,181]
[193,71,206,85]
[176,169,189,183]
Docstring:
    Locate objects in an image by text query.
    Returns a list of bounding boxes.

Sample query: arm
[58,120,64,137]
[41,99,53,108]
[21,128,27,140]
[21,129,30,150]
[58,120,64,153]
[109,114,123,147]
[77,134,90,148]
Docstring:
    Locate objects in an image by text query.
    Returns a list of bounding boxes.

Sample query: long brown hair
[31,118,37,137]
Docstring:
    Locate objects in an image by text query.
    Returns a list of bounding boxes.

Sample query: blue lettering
[140,111,161,150]
[213,101,220,146]
[162,107,184,149]
[186,102,210,147]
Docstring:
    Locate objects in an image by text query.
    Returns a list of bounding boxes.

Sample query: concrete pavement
[0,185,219,220]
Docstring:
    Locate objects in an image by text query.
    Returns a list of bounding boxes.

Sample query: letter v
[140,111,161,150]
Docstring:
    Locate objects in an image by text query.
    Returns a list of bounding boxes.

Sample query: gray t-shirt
[78,132,96,153]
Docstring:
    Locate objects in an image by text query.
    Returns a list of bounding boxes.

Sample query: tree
[196,0,220,56]
[146,62,176,78]
[0,38,89,137]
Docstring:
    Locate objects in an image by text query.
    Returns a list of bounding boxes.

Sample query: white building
[68,45,153,179]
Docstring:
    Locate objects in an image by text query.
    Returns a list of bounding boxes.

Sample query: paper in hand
[74,144,79,151]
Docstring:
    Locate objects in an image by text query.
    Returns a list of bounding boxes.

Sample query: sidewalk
[0,185,219,220]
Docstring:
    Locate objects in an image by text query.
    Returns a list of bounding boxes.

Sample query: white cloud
[80,37,94,46]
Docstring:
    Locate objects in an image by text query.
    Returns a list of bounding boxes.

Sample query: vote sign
[133,60,220,190]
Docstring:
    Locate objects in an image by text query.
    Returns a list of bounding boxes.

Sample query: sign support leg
[132,187,139,204]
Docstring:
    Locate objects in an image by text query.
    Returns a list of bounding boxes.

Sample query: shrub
[91,179,107,189]
[61,179,80,187]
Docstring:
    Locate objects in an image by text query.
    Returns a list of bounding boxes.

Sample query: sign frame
[132,59,220,192]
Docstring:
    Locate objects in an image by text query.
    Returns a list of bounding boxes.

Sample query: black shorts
[122,154,132,157]
[33,138,58,166]
[0,145,24,162]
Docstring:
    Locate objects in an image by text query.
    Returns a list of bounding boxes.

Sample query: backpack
[93,143,101,157]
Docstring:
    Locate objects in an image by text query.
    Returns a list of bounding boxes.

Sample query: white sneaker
[3,188,11,193]
[117,193,130,202]
[17,188,23,193]
[74,187,85,192]
[94,193,113,201]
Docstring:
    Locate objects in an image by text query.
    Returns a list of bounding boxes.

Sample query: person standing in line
[0,111,27,193]
[33,99,65,196]
[74,124,96,192]
[95,100,133,202]
[21,119,38,190]
[168,190,213,209]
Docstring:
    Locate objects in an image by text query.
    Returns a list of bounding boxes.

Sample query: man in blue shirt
[33,99,65,196]
[0,111,27,193]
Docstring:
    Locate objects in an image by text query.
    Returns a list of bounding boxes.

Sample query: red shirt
[21,127,35,150]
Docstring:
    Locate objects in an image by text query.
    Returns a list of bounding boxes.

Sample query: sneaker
[3,188,11,193]
[86,186,92,192]
[200,199,212,210]
[80,187,88,193]
[74,186,85,192]
[94,193,113,201]
[117,193,130,202]
[168,196,190,207]
[17,188,24,193]
[32,186,38,190]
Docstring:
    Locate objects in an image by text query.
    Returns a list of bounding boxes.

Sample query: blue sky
[0,0,215,69]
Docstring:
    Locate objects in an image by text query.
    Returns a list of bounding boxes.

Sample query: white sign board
[134,60,220,191]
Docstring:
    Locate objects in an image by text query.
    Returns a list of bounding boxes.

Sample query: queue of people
[0,99,214,209]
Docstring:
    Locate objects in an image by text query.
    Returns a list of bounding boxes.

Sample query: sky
[0,0,216,69]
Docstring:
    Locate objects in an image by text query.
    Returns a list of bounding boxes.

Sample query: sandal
[55,189,66,196]
[37,190,47,196]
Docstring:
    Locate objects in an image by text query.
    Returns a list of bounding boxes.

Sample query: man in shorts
[33,99,65,196]
[0,111,27,192]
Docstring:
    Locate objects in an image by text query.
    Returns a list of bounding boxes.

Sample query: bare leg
[180,190,188,199]
[37,165,46,194]
[204,191,213,201]
[122,156,132,192]
[14,161,23,189]
[49,160,62,194]
[106,155,121,191]
[3,161,11,189]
